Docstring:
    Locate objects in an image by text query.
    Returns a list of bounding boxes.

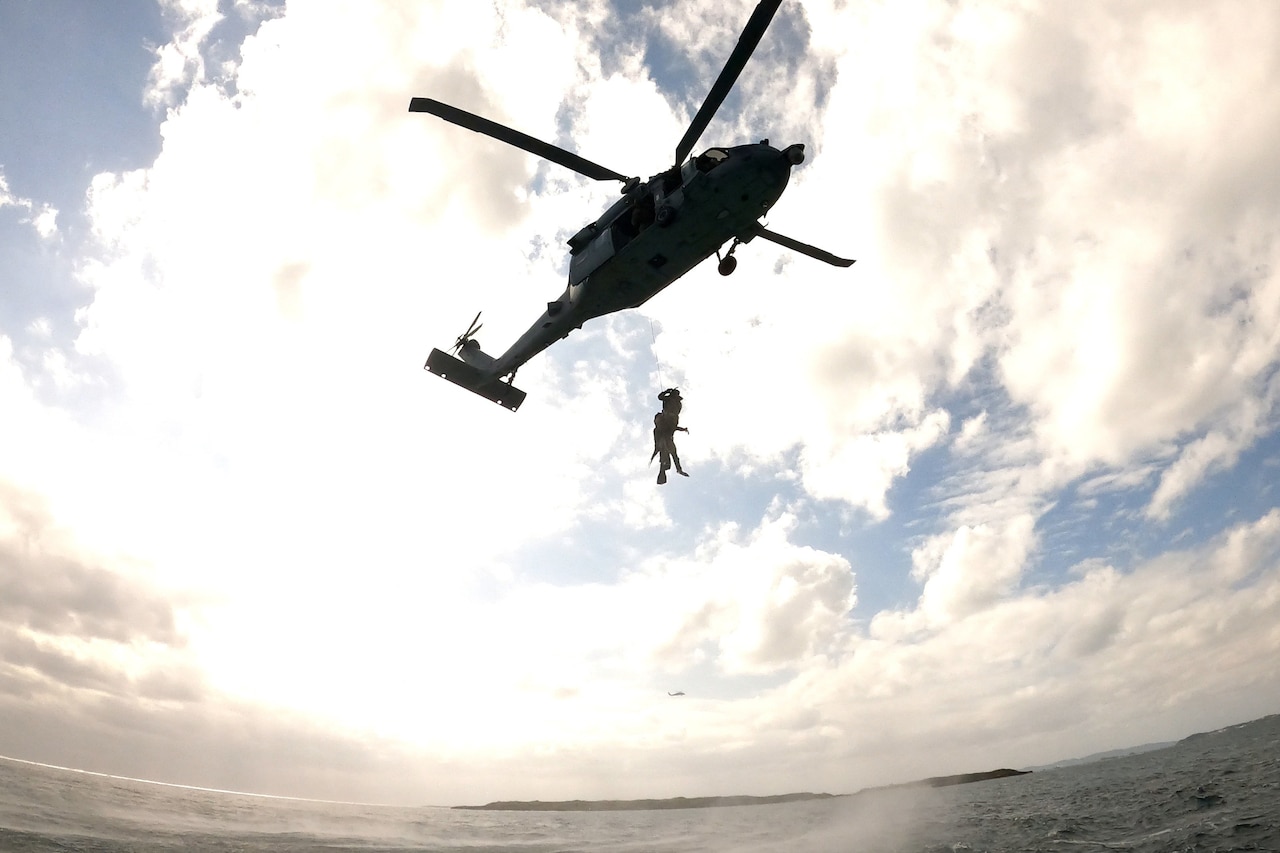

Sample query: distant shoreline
[454,768,1030,811]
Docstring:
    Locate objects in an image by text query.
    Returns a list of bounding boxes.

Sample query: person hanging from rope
[650,387,689,484]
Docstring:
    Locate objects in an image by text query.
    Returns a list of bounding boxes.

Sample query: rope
[649,317,666,390]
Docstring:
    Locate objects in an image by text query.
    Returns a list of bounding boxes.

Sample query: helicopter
[416,0,854,411]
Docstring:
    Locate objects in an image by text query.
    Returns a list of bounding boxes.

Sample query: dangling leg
[657,432,674,484]
[654,414,673,484]
[672,441,688,476]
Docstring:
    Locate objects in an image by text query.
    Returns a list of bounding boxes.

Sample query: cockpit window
[695,148,730,172]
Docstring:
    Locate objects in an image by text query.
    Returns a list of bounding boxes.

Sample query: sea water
[2,714,1277,852]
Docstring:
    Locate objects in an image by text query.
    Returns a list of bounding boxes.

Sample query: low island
[454,768,1029,811]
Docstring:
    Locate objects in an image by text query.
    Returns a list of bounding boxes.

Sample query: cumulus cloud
[973,4,1280,476]
[737,0,1280,528]
[145,0,225,107]
[0,169,58,239]
[911,513,1038,628]
[800,410,951,519]
[0,480,204,721]
[646,511,857,674]
[0,485,182,647]
[1146,369,1280,520]
[780,510,1280,789]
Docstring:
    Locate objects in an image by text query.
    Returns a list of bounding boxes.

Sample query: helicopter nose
[783,144,805,166]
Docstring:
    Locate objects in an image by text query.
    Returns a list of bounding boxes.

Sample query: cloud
[800,410,951,520]
[1144,355,1280,521]
[0,169,59,239]
[793,509,1280,787]
[973,4,1280,477]
[145,0,224,107]
[645,510,857,674]
[750,0,1280,527]
[910,513,1038,628]
[3,0,1280,806]
[0,479,205,727]
[0,484,183,646]
[0,688,446,805]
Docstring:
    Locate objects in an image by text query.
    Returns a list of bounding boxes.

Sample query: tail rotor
[452,311,483,354]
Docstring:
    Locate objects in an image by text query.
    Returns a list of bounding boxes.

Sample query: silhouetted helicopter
[417,0,853,411]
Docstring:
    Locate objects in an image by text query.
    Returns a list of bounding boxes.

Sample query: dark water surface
[2,714,1277,851]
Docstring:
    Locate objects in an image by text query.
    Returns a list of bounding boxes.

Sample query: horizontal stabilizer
[425,348,526,411]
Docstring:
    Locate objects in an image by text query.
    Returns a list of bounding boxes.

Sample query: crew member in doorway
[651,388,689,484]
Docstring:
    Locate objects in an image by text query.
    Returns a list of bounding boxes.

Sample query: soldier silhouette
[650,388,689,484]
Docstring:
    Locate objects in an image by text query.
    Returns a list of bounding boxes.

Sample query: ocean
[2,714,1277,852]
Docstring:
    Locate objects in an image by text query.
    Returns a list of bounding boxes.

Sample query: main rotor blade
[753,226,856,267]
[673,0,784,167]
[410,98,629,183]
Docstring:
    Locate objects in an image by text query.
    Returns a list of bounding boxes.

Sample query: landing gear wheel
[656,205,676,227]
[716,238,742,275]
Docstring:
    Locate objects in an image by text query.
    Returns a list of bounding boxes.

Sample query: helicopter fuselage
[462,141,802,381]
[418,0,853,411]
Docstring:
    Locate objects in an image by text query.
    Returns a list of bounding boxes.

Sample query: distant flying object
[668,691,686,697]
[414,0,854,411]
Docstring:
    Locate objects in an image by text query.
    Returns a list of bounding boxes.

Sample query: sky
[1,0,1279,808]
